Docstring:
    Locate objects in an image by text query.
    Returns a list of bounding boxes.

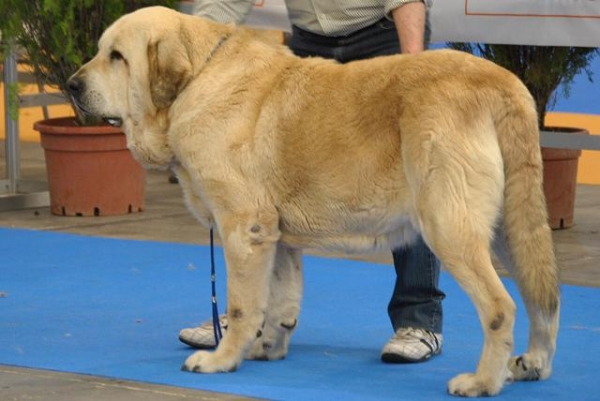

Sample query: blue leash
[210,227,223,346]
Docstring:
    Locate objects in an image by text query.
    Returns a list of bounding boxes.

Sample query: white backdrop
[245,0,291,31]
[430,0,600,46]
[243,0,600,47]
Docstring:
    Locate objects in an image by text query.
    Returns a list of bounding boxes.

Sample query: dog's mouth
[70,96,123,127]
[103,117,123,127]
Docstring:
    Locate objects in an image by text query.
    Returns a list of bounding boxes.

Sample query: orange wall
[546,112,600,185]
[0,82,73,142]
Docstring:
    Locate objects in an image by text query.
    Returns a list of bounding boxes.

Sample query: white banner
[430,0,600,46]
[246,0,291,31]
[236,0,600,47]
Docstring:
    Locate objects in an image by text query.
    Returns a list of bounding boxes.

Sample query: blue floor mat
[1,228,599,400]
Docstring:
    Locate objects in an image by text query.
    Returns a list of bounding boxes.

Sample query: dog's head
[67,6,233,167]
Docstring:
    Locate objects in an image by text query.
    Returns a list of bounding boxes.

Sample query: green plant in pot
[448,43,599,229]
[0,0,177,216]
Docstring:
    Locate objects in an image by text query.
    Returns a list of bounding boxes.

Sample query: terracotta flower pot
[34,117,146,216]
[541,127,588,230]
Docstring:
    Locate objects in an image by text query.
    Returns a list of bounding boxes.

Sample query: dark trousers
[287,18,444,333]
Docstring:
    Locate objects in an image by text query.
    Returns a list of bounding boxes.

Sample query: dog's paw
[447,373,503,397]
[248,339,287,361]
[509,353,550,381]
[181,351,239,373]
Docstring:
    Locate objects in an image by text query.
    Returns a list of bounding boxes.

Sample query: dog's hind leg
[493,194,560,382]
[493,229,560,382]
[249,243,303,361]
[414,204,516,396]
[429,231,516,397]
[404,122,515,396]
[183,207,281,373]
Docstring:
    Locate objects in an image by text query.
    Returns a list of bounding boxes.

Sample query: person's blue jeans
[389,236,444,333]
[287,17,444,334]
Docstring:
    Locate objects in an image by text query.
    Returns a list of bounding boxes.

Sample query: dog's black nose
[67,76,84,95]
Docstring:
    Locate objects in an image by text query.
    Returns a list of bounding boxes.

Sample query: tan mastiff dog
[67,6,560,397]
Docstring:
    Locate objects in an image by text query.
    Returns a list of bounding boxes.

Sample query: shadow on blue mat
[1,228,599,400]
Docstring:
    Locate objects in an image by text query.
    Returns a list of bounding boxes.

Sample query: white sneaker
[179,315,227,349]
[381,327,442,363]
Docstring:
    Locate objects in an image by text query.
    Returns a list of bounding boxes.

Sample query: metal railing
[540,131,600,151]
[1,44,56,211]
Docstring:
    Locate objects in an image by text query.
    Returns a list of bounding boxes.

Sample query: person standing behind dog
[179,0,446,364]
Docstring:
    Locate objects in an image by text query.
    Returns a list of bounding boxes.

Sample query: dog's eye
[110,50,124,61]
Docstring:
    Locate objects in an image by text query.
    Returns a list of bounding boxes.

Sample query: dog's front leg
[249,244,303,361]
[182,209,280,373]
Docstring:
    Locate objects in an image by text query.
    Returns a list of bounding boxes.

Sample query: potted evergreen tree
[448,44,599,229]
[0,0,177,216]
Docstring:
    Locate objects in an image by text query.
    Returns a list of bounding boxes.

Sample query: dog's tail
[494,82,560,318]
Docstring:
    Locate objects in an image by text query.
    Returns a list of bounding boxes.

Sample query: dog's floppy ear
[148,39,192,109]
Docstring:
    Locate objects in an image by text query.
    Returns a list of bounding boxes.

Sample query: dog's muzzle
[67,76,123,127]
